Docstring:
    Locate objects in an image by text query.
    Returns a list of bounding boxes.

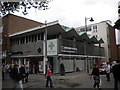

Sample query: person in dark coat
[90,64,100,89]
[19,65,26,83]
[2,63,6,80]
[60,62,65,76]
[112,60,120,90]
[14,64,21,82]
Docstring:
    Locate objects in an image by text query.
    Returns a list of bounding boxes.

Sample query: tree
[0,0,51,17]
[113,19,120,30]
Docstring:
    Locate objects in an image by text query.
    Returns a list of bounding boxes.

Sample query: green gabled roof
[61,25,72,32]
[77,31,85,35]
[96,37,101,41]
[96,37,105,43]
[87,34,94,38]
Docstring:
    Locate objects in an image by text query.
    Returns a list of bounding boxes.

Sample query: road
[2,71,120,89]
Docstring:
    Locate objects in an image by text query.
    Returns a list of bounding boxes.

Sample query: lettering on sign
[61,46,77,53]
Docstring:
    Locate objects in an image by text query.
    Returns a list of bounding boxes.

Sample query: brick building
[2,14,43,63]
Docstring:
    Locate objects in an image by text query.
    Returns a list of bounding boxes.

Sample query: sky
[15,0,120,28]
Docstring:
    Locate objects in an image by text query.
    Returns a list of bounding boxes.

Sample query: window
[20,37,25,44]
[38,34,41,41]
[95,35,98,38]
[118,9,120,14]
[41,32,44,40]
[93,25,97,30]
[28,36,31,43]
[34,34,37,41]
[26,36,28,43]
[93,25,97,33]
[31,35,34,42]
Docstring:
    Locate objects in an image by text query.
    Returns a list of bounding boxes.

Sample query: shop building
[9,20,105,74]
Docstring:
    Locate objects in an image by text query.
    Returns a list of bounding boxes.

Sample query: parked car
[99,63,108,74]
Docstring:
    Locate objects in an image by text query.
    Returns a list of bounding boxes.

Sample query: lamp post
[84,17,94,73]
[43,20,48,74]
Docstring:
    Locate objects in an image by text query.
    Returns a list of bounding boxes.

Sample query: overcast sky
[15,0,119,27]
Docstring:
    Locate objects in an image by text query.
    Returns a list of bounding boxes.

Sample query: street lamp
[85,17,94,33]
[43,20,48,74]
[84,17,94,73]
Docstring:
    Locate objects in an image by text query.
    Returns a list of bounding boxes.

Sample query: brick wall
[2,14,44,63]
[108,25,118,61]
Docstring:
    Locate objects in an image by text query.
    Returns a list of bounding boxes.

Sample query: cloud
[15,0,119,27]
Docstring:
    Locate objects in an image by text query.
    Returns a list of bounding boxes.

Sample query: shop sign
[61,46,77,53]
[47,39,57,55]
[85,57,91,60]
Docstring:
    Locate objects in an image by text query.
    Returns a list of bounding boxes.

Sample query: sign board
[47,39,57,55]
[85,57,91,60]
[61,46,77,53]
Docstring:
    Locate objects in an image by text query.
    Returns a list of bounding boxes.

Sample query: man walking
[90,64,100,89]
[112,60,120,90]
[106,62,111,81]
[60,62,65,76]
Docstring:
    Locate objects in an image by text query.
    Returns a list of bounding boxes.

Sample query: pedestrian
[12,64,23,90]
[90,64,101,89]
[8,64,12,79]
[106,62,111,81]
[5,63,10,77]
[45,65,53,88]
[60,62,65,76]
[2,63,6,80]
[25,67,29,82]
[11,64,15,80]
[112,60,120,90]
[19,65,26,83]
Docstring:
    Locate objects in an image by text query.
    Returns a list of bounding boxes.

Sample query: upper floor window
[93,25,97,30]
[93,25,97,33]
[12,32,44,45]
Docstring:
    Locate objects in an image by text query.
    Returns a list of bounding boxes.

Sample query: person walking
[2,63,6,80]
[106,62,111,81]
[112,60,120,90]
[90,64,101,89]
[60,62,65,76]
[45,65,53,88]
[12,64,23,90]
[19,65,26,83]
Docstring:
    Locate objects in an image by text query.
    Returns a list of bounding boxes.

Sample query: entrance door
[30,59,38,74]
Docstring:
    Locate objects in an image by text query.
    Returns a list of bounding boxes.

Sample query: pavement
[2,70,119,89]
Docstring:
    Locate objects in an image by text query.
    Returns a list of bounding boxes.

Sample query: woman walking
[45,65,53,88]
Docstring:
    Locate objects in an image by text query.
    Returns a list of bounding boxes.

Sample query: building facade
[9,21,105,74]
[2,14,105,74]
[76,20,118,62]
[117,1,120,45]
[0,18,3,63]
[2,14,43,64]
[117,45,120,60]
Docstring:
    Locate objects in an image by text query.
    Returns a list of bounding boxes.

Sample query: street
[2,70,119,89]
